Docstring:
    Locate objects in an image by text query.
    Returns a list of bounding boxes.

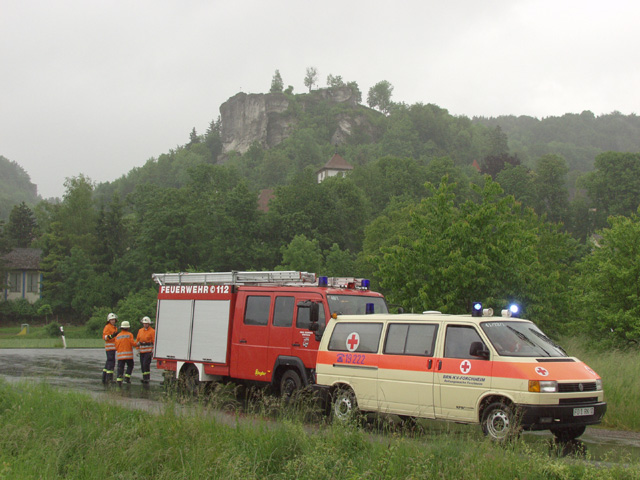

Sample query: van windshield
[480,321,567,357]
[327,295,388,316]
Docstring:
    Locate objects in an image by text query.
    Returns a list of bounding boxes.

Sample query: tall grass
[561,336,640,431]
[0,380,638,479]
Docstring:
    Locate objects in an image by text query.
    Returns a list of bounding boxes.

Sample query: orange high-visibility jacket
[136,327,155,354]
[103,323,118,351]
[115,330,137,361]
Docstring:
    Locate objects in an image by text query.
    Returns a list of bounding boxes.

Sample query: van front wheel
[481,402,518,441]
[332,386,358,422]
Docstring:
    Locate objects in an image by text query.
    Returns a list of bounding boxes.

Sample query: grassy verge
[0,325,102,348]
[561,336,640,431]
[0,380,638,479]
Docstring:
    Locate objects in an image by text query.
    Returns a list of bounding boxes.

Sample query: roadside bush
[85,306,113,337]
[0,299,38,323]
[45,322,62,337]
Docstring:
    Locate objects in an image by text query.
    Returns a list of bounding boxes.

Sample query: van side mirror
[469,341,490,360]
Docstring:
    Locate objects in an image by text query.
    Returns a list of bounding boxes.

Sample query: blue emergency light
[318,276,328,287]
[509,304,520,317]
[471,302,483,317]
[365,303,375,314]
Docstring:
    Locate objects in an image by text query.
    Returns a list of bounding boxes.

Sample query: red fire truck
[152,271,387,395]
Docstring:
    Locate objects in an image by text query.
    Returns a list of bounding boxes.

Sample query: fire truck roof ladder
[152,271,317,286]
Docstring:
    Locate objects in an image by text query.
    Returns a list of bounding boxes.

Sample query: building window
[8,272,21,293]
[26,273,40,293]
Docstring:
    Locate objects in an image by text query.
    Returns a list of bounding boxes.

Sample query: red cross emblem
[346,332,360,352]
[460,360,471,374]
[535,367,549,377]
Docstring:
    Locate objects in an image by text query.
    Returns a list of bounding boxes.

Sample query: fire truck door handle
[438,360,442,370]
[239,339,247,344]
[428,359,433,369]
[292,343,300,347]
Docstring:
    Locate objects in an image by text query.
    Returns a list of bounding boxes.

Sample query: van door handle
[239,339,247,344]
[292,343,300,347]
[428,359,433,369]
[438,360,442,370]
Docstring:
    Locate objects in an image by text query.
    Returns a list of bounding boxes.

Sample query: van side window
[273,296,294,327]
[444,325,483,359]
[328,323,382,353]
[244,296,271,326]
[384,324,438,356]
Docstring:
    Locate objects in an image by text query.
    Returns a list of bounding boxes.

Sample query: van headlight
[596,379,603,391]
[528,380,558,393]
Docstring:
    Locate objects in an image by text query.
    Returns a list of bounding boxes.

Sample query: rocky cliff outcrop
[219,86,364,155]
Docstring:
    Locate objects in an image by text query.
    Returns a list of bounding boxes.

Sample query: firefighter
[136,316,155,384]
[115,320,137,386]
[102,312,118,384]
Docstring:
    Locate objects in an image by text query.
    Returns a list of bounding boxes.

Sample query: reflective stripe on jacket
[136,327,155,354]
[103,324,118,351]
[115,331,136,360]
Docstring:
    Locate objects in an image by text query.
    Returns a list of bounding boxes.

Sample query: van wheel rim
[486,410,510,439]
[335,394,353,419]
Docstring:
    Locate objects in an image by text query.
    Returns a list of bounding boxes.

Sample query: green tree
[188,127,201,146]
[270,69,284,93]
[278,234,324,273]
[6,202,37,248]
[326,74,344,88]
[580,152,640,229]
[572,212,640,345]
[532,154,569,224]
[323,243,356,276]
[367,80,394,115]
[304,67,318,92]
[369,178,573,330]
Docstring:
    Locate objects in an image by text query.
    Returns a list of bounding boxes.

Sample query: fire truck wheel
[280,370,302,399]
[332,386,358,423]
[550,425,586,442]
[178,365,200,395]
[481,402,519,441]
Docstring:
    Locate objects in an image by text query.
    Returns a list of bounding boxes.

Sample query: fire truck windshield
[327,295,388,316]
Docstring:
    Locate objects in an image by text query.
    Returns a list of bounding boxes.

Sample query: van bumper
[517,401,607,431]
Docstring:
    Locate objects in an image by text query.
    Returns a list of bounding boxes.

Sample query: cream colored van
[314,310,606,441]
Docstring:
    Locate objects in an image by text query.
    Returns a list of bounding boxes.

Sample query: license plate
[573,407,594,417]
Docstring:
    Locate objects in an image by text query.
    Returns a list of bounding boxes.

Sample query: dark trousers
[104,350,115,373]
[116,359,134,383]
[140,352,152,382]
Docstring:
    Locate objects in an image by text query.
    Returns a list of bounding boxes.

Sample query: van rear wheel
[481,402,519,441]
[332,386,358,422]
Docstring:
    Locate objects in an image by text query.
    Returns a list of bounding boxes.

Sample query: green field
[0,324,102,348]
[0,380,638,480]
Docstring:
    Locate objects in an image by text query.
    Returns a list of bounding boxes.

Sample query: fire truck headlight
[528,380,557,393]
[596,379,603,391]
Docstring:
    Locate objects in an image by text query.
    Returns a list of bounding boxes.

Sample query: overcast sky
[2,0,639,199]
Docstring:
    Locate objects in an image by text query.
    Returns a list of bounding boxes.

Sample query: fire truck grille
[558,382,597,393]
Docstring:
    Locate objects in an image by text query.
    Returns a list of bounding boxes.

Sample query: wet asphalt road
[0,348,639,464]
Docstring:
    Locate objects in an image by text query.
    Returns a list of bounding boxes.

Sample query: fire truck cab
[152,271,387,395]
